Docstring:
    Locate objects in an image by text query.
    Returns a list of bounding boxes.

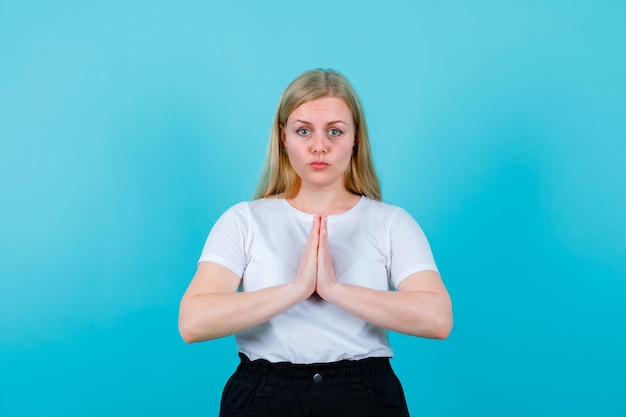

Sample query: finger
[320,212,328,237]
[319,213,329,247]
[318,213,329,257]
[315,212,322,234]
[305,213,321,255]
[307,213,319,239]
[316,213,336,296]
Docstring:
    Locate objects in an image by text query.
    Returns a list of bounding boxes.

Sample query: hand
[315,213,338,300]
[292,213,320,300]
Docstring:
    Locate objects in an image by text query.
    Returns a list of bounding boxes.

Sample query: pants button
[312,373,323,383]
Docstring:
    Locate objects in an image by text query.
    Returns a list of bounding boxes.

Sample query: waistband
[233,353,393,387]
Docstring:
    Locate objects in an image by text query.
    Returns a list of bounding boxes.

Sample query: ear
[280,128,289,155]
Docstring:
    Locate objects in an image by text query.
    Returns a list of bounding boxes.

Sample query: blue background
[1,1,625,416]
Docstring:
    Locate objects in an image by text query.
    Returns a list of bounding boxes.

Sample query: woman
[179,68,453,417]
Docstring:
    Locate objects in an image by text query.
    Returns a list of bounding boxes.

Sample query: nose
[311,131,328,154]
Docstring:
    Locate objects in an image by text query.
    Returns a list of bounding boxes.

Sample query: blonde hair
[255,68,382,201]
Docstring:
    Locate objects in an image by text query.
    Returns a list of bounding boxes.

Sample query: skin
[281,96,359,214]
[178,97,453,343]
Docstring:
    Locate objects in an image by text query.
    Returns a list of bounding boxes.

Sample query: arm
[318,271,453,339]
[316,214,453,339]
[178,215,321,343]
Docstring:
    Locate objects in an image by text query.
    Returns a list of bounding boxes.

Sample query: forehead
[287,97,353,124]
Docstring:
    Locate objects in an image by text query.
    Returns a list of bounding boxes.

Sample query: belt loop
[258,361,269,390]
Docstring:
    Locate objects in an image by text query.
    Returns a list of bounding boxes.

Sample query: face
[282,97,356,192]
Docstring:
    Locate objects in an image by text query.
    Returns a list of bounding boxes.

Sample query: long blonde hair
[254,69,381,201]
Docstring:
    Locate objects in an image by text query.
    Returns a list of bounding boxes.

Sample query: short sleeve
[389,207,438,289]
[198,203,249,277]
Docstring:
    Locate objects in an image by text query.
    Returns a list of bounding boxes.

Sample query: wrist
[318,281,341,303]
[289,281,314,303]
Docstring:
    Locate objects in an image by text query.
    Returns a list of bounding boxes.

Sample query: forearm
[179,283,308,343]
[322,283,453,339]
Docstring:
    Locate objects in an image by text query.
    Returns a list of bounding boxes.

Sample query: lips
[309,161,329,169]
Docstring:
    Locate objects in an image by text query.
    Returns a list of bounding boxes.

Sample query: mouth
[309,161,329,169]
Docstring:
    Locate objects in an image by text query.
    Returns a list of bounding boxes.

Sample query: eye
[328,128,342,137]
[296,128,310,136]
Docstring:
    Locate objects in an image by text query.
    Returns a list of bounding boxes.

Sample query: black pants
[219,353,410,417]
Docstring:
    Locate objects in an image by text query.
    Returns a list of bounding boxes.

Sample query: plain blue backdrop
[1,1,625,416]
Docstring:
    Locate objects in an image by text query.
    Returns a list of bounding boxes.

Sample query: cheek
[285,147,306,168]
[339,144,355,161]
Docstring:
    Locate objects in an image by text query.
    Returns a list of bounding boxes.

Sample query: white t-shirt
[199,196,438,364]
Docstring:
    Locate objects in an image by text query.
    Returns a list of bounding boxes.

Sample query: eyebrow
[292,119,348,126]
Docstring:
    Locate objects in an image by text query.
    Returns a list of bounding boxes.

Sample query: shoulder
[221,198,282,213]
[358,197,408,219]
[218,197,287,221]
[245,197,287,217]
[358,197,425,231]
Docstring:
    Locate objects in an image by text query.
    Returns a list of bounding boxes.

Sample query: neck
[287,186,361,215]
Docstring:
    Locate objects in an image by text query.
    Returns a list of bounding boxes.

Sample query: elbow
[179,321,211,344]
[431,317,453,340]
[178,307,221,343]
[178,309,205,344]
[432,309,453,340]
[178,318,198,344]
[431,293,453,340]
[179,327,198,344]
